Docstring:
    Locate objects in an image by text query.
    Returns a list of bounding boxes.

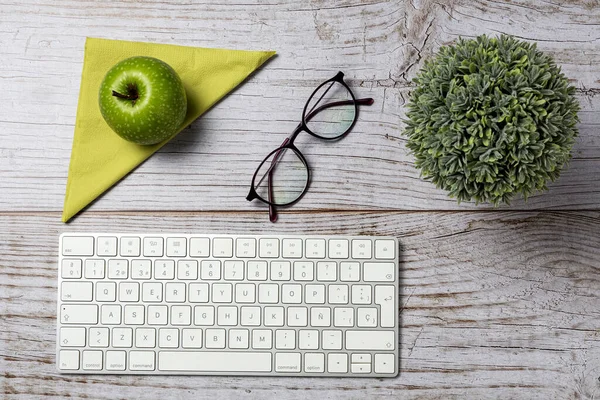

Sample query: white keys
[189,237,210,257]
[363,262,395,282]
[212,283,232,303]
[299,330,319,349]
[328,239,349,259]
[264,306,284,326]
[236,238,256,258]
[328,284,349,304]
[258,284,279,303]
[310,307,331,327]
[101,305,121,325]
[82,350,103,370]
[159,352,271,372]
[229,329,249,349]
[97,236,117,257]
[106,351,126,371]
[327,353,348,373]
[357,307,378,327]
[224,260,244,280]
[189,283,209,303]
[120,237,140,257]
[143,237,164,257]
[287,307,308,327]
[84,259,105,279]
[282,284,302,304]
[322,330,343,350]
[201,260,221,280]
[124,305,144,325]
[107,259,128,279]
[351,239,372,259]
[112,327,133,347]
[375,285,396,328]
[235,283,255,303]
[270,261,291,281]
[129,351,155,371]
[142,282,162,302]
[375,239,396,259]
[317,262,337,281]
[182,328,203,348]
[61,282,92,302]
[171,305,192,325]
[340,262,360,282]
[194,306,215,326]
[351,363,371,374]
[346,330,395,350]
[154,260,175,280]
[135,328,156,348]
[252,329,272,349]
[213,237,233,258]
[352,285,372,304]
[89,327,109,347]
[282,238,302,258]
[166,237,186,257]
[159,328,179,348]
[293,261,314,281]
[131,259,151,279]
[305,238,326,258]
[241,306,261,326]
[165,282,186,302]
[147,305,168,325]
[305,284,325,304]
[374,354,395,374]
[275,329,295,349]
[60,304,98,324]
[205,328,226,349]
[333,307,354,327]
[217,306,238,326]
[259,238,279,258]
[119,282,139,302]
[61,259,82,279]
[59,350,80,370]
[62,236,94,256]
[177,260,198,280]
[275,352,300,373]
[60,327,86,347]
[247,261,267,281]
[304,353,325,373]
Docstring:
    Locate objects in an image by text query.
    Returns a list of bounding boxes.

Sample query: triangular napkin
[62,38,275,222]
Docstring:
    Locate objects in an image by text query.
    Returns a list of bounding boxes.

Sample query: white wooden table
[1,1,599,398]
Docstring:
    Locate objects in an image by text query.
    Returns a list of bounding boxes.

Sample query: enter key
[375,285,396,328]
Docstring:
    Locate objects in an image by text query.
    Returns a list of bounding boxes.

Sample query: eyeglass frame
[246,71,374,213]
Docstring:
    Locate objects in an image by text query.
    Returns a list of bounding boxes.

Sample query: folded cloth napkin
[62,37,275,222]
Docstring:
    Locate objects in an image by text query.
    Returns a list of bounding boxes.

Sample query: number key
[201,260,221,280]
[61,259,82,279]
[108,259,128,279]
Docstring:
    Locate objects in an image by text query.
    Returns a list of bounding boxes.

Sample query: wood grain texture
[1,212,599,399]
[1,0,600,398]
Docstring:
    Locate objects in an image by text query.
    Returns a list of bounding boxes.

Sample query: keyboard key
[258,284,279,303]
[124,305,144,325]
[89,327,109,348]
[375,285,395,328]
[205,328,226,348]
[224,260,244,280]
[60,304,97,324]
[119,282,139,302]
[270,261,291,281]
[305,284,325,304]
[177,260,198,280]
[101,304,121,325]
[189,283,209,303]
[129,351,155,371]
[287,307,308,327]
[217,306,238,326]
[159,352,271,372]
[247,261,267,281]
[143,237,164,257]
[351,363,371,373]
[159,328,179,348]
[166,237,187,257]
[112,327,133,347]
[61,282,92,302]
[135,328,156,348]
[241,306,261,326]
[264,306,284,326]
[60,327,86,347]
[328,284,349,304]
[322,330,342,350]
[82,350,103,370]
[275,352,301,373]
[275,329,295,350]
[171,305,192,325]
[282,238,302,258]
[327,353,348,373]
[236,238,256,258]
[299,330,319,350]
[142,282,162,302]
[282,284,302,304]
[252,329,272,349]
[189,237,210,257]
[131,259,152,279]
[304,353,324,373]
[201,260,221,280]
[120,237,141,257]
[333,307,354,327]
[154,260,175,280]
[84,259,105,279]
[61,259,82,279]
[305,239,326,259]
[165,282,186,302]
[62,236,94,256]
[375,239,395,259]
[357,307,378,327]
[147,305,168,325]
[351,285,372,304]
[212,283,233,303]
[328,239,349,259]
[235,283,255,303]
[108,259,128,279]
[59,350,80,370]
[374,353,395,374]
[363,262,395,282]
[293,261,314,281]
[351,239,372,259]
[229,329,249,349]
[259,238,279,258]
[213,237,233,258]
[340,262,360,282]
[182,328,203,348]
[106,351,126,371]
[97,236,117,257]
[351,354,371,363]
[310,307,331,327]
[345,330,395,350]
[317,262,337,281]
[194,306,214,326]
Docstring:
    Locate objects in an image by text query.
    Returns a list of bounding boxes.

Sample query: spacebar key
[159,352,272,372]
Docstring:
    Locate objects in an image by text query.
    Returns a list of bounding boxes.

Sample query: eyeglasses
[246,71,374,222]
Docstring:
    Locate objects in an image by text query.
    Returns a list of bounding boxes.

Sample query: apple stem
[112,90,138,101]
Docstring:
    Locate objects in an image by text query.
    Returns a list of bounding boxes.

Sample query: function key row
[62,236,396,260]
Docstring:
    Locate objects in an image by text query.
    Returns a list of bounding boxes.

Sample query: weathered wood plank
[1,211,599,398]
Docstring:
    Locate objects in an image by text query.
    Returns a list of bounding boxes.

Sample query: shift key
[60,304,98,324]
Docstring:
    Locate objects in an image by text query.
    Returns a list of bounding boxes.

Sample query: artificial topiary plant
[403,34,580,205]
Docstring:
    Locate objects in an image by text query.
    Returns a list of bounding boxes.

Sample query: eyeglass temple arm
[304,97,374,123]
[268,137,291,222]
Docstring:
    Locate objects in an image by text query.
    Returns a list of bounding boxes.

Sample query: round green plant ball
[99,56,187,145]
[403,35,580,205]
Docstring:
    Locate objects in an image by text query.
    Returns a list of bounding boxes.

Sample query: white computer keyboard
[56,233,399,377]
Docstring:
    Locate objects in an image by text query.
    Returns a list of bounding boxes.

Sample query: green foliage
[403,34,580,205]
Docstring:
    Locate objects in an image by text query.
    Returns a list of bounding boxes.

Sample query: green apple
[98,56,187,145]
